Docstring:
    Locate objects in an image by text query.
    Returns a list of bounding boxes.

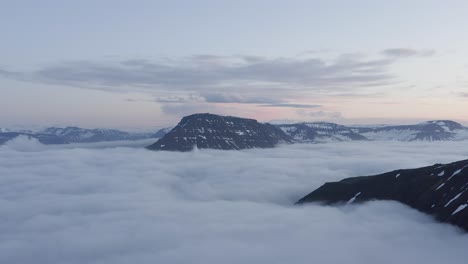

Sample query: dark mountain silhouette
[147,113,293,151]
[297,159,468,231]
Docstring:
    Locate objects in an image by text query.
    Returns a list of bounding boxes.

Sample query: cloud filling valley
[1,139,468,264]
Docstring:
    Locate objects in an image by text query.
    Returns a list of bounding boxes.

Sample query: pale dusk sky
[1,0,468,130]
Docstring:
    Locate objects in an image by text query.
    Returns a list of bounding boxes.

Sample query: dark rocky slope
[147,113,293,151]
[297,159,468,231]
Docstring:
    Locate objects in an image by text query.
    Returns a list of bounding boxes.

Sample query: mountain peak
[419,120,465,131]
[147,113,292,151]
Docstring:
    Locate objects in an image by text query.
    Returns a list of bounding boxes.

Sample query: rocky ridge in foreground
[297,159,468,231]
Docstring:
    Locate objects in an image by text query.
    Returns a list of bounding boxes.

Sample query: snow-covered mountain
[42,127,143,143]
[147,113,293,151]
[297,159,468,231]
[351,120,467,141]
[1,118,467,147]
[41,126,167,143]
[153,127,173,138]
[0,126,167,145]
[0,131,67,145]
[277,122,367,143]
[277,120,468,143]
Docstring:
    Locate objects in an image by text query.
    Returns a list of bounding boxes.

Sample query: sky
[1,0,468,130]
[1,138,468,263]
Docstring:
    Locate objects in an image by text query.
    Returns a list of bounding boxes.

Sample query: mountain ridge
[277,119,468,143]
[0,126,170,145]
[296,159,468,231]
[2,115,467,146]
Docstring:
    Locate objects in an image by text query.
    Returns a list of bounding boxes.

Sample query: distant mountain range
[0,131,68,145]
[146,114,468,151]
[296,159,468,231]
[277,122,368,142]
[277,120,468,142]
[2,114,468,147]
[0,126,171,145]
[350,120,468,141]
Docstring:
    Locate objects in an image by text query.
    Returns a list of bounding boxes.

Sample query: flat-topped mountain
[297,159,468,231]
[147,113,293,151]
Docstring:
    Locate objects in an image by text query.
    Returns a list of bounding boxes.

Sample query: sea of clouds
[1,137,468,264]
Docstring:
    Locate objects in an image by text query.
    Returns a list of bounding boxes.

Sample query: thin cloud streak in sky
[297,110,343,119]
[0,138,468,263]
[0,49,444,127]
[258,103,322,109]
[0,53,401,95]
[382,48,435,58]
[202,93,286,104]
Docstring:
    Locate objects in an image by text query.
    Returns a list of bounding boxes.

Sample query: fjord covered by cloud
[1,2,468,263]
[1,138,468,264]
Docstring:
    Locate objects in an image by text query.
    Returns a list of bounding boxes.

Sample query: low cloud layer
[1,139,468,263]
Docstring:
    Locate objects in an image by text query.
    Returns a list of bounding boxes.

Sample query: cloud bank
[1,140,467,264]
